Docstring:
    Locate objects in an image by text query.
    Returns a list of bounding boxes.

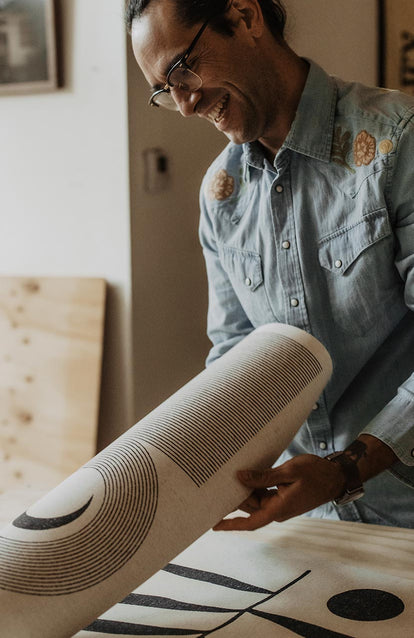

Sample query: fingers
[239,488,275,513]
[213,508,275,532]
[237,467,287,489]
[213,488,282,532]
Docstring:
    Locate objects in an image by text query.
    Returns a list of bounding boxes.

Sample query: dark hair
[125,0,287,40]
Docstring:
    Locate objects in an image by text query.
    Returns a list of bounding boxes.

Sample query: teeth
[208,95,229,122]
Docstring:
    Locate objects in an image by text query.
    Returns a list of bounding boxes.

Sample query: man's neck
[259,52,310,161]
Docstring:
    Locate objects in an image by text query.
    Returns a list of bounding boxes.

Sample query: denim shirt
[199,61,414,527]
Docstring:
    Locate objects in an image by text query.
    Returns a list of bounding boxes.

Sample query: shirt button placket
[272,171,309,331]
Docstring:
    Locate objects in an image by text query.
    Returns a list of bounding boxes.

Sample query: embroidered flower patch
[332,126,355,173]
[207,169,235,201]
[353,130,376,166]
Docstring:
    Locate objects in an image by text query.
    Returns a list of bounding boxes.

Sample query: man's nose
[172,88,201,117]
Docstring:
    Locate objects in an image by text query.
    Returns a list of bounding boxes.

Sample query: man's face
[131,0,285,147]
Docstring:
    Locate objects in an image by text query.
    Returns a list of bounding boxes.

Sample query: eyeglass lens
[152,66,202,109]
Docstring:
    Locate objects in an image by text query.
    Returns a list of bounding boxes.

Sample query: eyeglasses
[149,18,210,111]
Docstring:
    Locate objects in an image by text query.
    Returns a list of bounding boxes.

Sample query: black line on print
[12,496,93,530]
[83,569,313,637]
[163,563,272,594]
[191,569,313,637]
[0,438,158,595]
[250,610,355,638]
[84,619,202,635]
[122,593,238,613]
[82,566,408,637]
[136,333,322,486]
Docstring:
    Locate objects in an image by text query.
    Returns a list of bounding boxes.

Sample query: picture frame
[0,0,58,95]
[379,0,414,95]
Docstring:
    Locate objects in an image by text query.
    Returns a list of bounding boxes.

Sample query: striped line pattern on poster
[136,332,322,486]
[0,439,158,595]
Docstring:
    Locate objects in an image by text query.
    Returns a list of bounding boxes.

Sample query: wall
[127,46,225,422]
[285,0,379,85]
[126,0,379,422]
[0,0,133,449]
[0,0,380,452]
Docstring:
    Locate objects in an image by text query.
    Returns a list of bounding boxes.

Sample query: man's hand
[213,435,398,532]
[213,454,346,531]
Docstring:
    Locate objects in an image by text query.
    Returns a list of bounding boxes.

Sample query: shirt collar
[243,60,337,170]
[283,60,337,162]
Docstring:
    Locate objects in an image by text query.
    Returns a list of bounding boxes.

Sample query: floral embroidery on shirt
[207,169,235,201]
[332,126,355,173]
[379,139,393,155]
[353,130,376,166]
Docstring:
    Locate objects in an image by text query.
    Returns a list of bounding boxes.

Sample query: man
[127,0,414,529]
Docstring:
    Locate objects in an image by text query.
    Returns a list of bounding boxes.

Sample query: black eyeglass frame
[149,17,211,108]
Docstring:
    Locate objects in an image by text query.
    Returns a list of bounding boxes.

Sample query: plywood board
[0,277,105,492]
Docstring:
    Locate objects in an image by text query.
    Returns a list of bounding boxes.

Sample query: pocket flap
[318,208,391,274]
[218,245,264,291]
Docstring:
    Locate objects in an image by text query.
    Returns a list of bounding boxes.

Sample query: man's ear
[231,0,264,38]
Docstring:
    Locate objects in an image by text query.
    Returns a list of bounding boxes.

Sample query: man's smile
[206,94,230,124]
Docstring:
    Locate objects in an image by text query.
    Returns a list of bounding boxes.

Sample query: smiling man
[127,0,414,530]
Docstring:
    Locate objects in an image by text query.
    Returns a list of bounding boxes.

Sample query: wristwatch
[325,450,365,506]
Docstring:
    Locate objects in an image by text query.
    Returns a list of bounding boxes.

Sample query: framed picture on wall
[0,0,58,95]
[379,0,414,94]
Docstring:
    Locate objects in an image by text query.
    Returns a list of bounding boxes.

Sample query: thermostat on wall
[143,148,170,193]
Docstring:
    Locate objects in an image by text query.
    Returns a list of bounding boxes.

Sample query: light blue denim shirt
[199,61,414,528]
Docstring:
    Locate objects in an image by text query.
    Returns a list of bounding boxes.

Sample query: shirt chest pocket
[218,245,276,327]
[318,208,405,336]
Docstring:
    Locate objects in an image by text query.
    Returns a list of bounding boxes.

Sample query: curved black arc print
[12,496,93,530]
[0,439,158,595]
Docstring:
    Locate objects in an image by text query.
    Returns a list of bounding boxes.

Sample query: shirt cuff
[360,383,414,467]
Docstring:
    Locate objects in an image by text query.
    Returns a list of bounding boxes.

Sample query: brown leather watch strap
[326,450,365,505]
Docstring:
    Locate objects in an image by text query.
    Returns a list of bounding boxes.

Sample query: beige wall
[0,0,380,453]
[286,0,378,84]
[127,45,225,421]
[127,0,379,422]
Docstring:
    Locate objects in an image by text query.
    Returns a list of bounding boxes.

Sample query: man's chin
[220,127,252,146]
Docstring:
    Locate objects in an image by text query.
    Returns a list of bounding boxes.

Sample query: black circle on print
[327,589,404,621]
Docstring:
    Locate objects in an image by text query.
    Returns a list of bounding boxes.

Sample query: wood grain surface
[0,277,105,492]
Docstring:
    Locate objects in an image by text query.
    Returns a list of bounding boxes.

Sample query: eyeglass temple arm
[181,18,210,63]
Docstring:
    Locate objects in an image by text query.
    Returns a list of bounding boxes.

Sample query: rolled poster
[0,323,332,637]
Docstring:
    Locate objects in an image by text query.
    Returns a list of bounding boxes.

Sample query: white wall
[0,0,133,448]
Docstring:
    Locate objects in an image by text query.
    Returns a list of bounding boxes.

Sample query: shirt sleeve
[360,108,414,471]
[199,179,254,366]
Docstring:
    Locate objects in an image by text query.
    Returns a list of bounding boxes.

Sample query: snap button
[245,277,252,287]
[335,259,343,268]
[276,185,284,193]
[290,298,299,307]
[319,441,327,450]
[282,240,291,249]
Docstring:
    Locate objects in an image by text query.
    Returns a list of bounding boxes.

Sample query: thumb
[237,468,283,488]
